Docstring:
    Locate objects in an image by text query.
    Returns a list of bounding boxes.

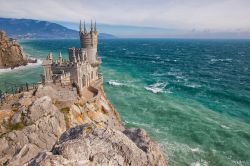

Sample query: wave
[0,59,42,74]
[191,161,208,166]
[184,82,202,88]
[144,82,168,94]
[210,58,232,62]
[220,125,230,129]
[108,80,132,87]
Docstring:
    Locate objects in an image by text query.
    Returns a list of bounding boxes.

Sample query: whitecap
[191,148,201,152]
[151,72,166,77]
[108,80,127,86]
[0,59,42,74]
[144,82,168,94]
[220,125,230,129]
[184,83,202,88]
[210,58,232,62]
[191,161,208,166]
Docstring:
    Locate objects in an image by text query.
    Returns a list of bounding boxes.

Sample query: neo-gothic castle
[42,20,101,91]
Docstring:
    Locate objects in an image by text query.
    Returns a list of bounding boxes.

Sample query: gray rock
[124,128,167,166]
[10,110,22,125]
[0,96,66,165]
[27,123,167,166]
[24,96,55,125]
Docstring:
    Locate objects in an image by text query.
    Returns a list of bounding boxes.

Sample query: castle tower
[58,52,63,64]
[42,52,53,84]
[80,20,98,65]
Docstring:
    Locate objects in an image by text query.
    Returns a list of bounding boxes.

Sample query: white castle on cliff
[42,20,102,92]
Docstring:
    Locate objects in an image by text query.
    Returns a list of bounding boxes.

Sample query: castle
[42,20,102,92]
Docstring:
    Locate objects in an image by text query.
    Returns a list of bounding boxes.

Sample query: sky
[1,0,250,37]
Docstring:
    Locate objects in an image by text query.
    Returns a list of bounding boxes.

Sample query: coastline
[0,59,42,74]
[1,38,250,166]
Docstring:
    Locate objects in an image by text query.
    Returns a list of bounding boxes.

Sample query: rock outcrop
[0,85,167,166]
[0,31,28,69]
[0,96,66,165]
[27,124,166,166]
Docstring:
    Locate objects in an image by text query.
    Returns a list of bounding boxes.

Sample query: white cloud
[0,0,250,31]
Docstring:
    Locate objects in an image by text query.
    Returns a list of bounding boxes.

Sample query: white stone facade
[42,21,101,91]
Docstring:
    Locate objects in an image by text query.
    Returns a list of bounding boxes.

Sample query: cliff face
[0,31,28,69]
[0,85,167,166]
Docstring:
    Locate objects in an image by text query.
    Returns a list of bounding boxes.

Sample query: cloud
[0,0,250,31]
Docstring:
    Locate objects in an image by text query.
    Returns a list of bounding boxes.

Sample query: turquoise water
[1,39,250,166]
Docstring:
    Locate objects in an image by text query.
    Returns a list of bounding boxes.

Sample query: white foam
[144,82,168,94]
[0,59,42,74]
[210,58,232,62]
[191,160,208,166]
[220,125,230,129]
[184,83,202,88]
[151,72,166,77]
[108,80,128,87]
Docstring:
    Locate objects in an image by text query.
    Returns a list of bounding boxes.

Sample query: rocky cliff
[0,31,28,69]
[0,85,167,166]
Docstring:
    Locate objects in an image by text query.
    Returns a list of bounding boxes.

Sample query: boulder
[0,96,66,165]
[27,123,167,166]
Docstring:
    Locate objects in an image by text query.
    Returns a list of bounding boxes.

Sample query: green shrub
[60,107,70,128]
[9,122,25,131]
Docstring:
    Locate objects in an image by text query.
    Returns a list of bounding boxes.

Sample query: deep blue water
[0,39,250,166]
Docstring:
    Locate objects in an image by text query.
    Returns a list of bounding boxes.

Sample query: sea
[0,39,250,166]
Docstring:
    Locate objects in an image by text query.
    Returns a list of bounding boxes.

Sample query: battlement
[68,48,87,62]
[79,20,98,49]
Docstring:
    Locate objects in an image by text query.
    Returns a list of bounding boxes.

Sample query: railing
[0,81,41,103]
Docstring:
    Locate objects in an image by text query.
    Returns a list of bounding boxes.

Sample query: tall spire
[84,19,87,33]
[58,52,63,64]
[79,20,82,32]
[94,20,97,33]
[90,19,93,32]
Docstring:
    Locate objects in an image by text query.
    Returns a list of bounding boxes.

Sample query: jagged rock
[0,31,28,69]
[27,123,167,166]
[123,128,167,166]
[10,109,22,124]
[0,86,167,165]
[0,96,66,165]
[69,96,124,131]
[34,85,58,100]
[0,109,14,134]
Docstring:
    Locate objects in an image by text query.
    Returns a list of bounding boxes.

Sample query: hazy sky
[1,0,250,32]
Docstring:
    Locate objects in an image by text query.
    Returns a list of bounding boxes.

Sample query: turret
[79,20,82,33]
[47,52,53,61]
[94,20,97,33]
[42,52,53,84]
[58,52,63,64]
[79,20,98,65]
[90,19,93,32]
[84,20,87,33]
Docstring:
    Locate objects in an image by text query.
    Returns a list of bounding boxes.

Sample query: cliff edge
[0,85,167,166]
[0,31,28,69]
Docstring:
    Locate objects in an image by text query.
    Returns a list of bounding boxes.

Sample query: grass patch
[9,122,25,131]
[12,109,18,113]
[60,107,70,128]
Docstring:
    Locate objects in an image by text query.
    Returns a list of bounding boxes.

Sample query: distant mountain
[0,18,116,39]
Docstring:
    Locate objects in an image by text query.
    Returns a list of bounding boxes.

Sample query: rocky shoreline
[0,31,36,69]
[0,84,167,165]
